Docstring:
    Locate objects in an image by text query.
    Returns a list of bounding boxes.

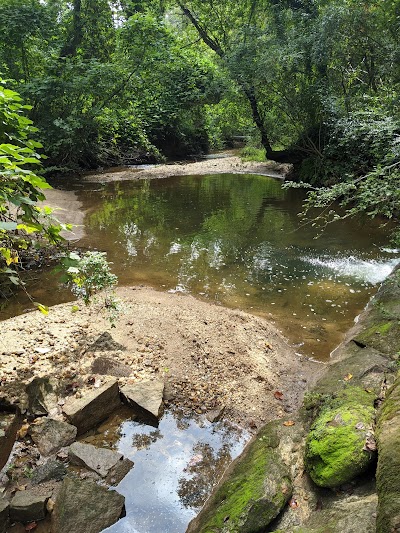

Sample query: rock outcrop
[187,421,293,532]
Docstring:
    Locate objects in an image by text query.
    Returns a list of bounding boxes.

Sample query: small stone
[206,407,225,423]
[32,459,67,484]
[26,377,59,416]
[91,357,132,378]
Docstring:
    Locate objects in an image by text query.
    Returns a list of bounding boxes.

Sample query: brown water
[2,173,399,359]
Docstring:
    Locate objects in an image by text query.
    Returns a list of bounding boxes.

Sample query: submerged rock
[187,421,292,532]
[68,442,133,484]
[63,380,121,435]
[10,489,50,523]
[305,387,376,488]
[376,372,400,533]
[52,476,125,533]
[30,417,77,456]
[120,380,164,423]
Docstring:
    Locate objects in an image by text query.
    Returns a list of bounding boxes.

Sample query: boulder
[0,412,20,471]
[26,377,59,416]
[10,489,50,523]
[30,418,77,456]
[68,442,133,484]
[52,476,125,533]
[305,387,376,488]
[120,380,164,423]
[376,372,400,533]
[32,459,67,484]
[352,272,400,358]
[91,357,132,377]
[63,380,121,435]
[0,499,9,533]
[187,421,292,533]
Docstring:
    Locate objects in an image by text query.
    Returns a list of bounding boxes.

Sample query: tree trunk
[242,85,274,159]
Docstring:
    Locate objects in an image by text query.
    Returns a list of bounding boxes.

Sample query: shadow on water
[2,173,399,359]
[80,409,249,533]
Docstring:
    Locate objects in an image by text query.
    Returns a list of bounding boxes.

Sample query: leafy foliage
[0,80,69,305]
[61,251,120,325]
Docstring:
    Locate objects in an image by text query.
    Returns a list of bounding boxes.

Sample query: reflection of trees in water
[178,442,233,510]
[132,429,162,450]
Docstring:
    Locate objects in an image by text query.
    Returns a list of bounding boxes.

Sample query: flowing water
[2,172,399,359]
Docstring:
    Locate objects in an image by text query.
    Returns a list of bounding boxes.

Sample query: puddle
[81,409,250,533]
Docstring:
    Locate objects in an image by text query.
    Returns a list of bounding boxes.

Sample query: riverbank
[0,286,319,431]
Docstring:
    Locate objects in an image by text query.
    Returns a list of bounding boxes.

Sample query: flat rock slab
[68,442,133,484]
[120,380,164,422]
[52,476,125,533]
[63,380,121,435]
[0,412,20,471]
[0,499,9,533]
[10,489,50,523]
[30,417,77,456]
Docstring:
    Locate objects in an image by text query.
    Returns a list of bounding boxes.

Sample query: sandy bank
[0,286,319,431]
[82,155,292,183]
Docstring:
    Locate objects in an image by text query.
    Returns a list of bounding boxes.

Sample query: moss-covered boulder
[305,387,375,488]
[375,372,400,533]
[187,421,292,533]
[353,268,400,357]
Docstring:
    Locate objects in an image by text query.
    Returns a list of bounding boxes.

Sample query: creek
[2,171,399,533]
[2,172,399,360]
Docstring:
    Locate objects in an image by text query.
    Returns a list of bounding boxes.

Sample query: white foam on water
[304,255,400,285]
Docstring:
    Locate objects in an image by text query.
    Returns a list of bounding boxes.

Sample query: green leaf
[34,303,49,315]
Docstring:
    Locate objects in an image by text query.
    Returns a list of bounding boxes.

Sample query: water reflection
[79,174,398,358]
[104,411,249,533]
[2,173,399,359]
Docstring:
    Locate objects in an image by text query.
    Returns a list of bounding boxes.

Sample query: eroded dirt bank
[0,286,319,431]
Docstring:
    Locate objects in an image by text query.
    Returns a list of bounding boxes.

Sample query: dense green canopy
[0,0,399,274]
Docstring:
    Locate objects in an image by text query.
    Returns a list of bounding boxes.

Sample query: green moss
[191,423,291,533]
[305,387,376,488]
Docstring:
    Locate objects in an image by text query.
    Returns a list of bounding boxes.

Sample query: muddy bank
[81,155,292,183]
